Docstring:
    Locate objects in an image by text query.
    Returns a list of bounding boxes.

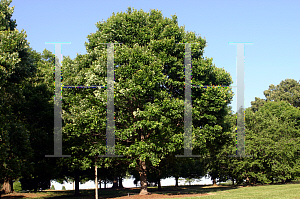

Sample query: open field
[1,183,300,199]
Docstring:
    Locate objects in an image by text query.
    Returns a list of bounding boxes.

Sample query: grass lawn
[183,183,300,199]
[2,183,300,199]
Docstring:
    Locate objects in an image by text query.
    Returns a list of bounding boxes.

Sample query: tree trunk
[10,179,13,193]
[1,177,13,194]
[212,178,217,186]
[112,176,118,189]
[104,178,106,189]
[175,176,179,187]
[246,177,250,185]
[47,180,50,190]
[139,159,150,195]
[33,179,38,192]
[99,179,101,189]
[157,178,161,191]
[75,169,80,196]
[157,170,161,191]
[118,176,124,188]
[232,177,234,185]
[95,164,98,199]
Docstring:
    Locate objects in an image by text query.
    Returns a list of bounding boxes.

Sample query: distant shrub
[62,186,66,190]
[51,185,55,190]
[13,181,22,192]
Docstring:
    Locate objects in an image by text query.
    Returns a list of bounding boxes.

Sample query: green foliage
[244,101,300,183]
[264,78,300,108]
[62,186,66,190]
[251,78,300,112]
[245,79,300,184]
[0,0,59,192]
[61,7,233,194]
[0,0,34,185]
[13,180,22,192]
[51,185,55,190]
[18,48,58,192]
[212,79,300,185]
[0,0,16,31]
[218,101,300,185]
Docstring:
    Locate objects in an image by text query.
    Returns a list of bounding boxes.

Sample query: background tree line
[1,0,299,196]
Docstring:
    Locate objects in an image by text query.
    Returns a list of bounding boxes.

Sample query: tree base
[139,190,152,195]
[1,178,13,194]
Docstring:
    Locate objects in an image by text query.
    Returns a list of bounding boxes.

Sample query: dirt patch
[109,192,217,199]
[1,187,222,199]
[1,192,49,198]
[1,192,217,199]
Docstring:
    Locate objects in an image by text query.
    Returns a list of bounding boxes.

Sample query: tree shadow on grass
[36,185,238,198]
[153,185,237,196]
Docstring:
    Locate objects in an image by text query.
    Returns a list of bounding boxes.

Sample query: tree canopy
[0,0,59,193]
[251,78,300,112]
[215,79,300,185]
[61,7,233,195]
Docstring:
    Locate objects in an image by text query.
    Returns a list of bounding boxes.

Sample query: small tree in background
[50,185,55,190]
[62,186,66,190]
[13,180,22,192]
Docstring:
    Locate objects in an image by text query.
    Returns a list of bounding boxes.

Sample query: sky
[9,0,300,188]
[10,0,300,114]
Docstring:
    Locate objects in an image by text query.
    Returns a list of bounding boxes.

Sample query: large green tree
[218,83,300,185]
[245,101,300,184]
[61,7,233,195]
[1,0,60,193]
[0,0,35,193]
[18,48,60,192]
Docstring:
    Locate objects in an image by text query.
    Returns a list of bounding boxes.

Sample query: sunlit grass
[183,183,300,199]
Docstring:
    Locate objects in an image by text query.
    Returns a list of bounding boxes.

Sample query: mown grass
[5,182,300,199]
[183,183,300,199]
